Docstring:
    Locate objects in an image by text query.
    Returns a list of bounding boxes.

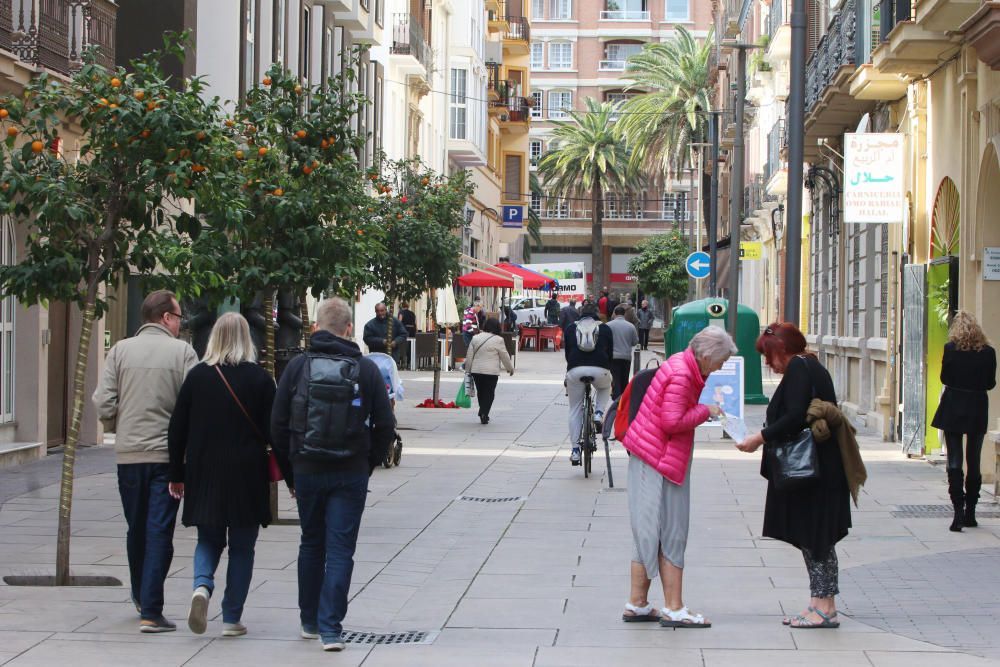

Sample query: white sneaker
[301,626,320,640]
[187,586,210,635]
[322,639,346,651]
[222,622,247,637]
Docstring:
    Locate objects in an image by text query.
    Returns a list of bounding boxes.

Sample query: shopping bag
[464,372,477,397]
[455,381,472,408]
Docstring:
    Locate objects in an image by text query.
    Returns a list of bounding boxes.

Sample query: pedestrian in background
[545,294,561,325]
[464,318,514,424]
[362,302,408,366]
[606,305,639,399]
[167,313,285,638]
[559,298,580,333]
[931,311,997,531]
[621,327,733,628]
[624,304,640,328]
[637,300,655,351]
[272,297,395,652]
[93,290,198,633]
[738,323,849,629]
[462,301,483,346]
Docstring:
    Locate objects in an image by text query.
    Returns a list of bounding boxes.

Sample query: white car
[508,296,548,326]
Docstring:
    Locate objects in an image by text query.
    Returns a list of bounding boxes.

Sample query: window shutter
[807,0,822,58]
[504,155,522,199]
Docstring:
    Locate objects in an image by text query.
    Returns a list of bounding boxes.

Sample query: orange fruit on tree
[192,164,205,173]
[272,188,284,196]
[134,90,145,100]
[0,109,8,119]
[140,129,151,139]
[235,149,245,159]
[294,85,303,94]
[320,139,329,149]
[302,165,313,175]
[110,77,121,88]
[6,127,17,138]
[420,177,430,186]
[179,148,191,158]
[295,129,306,139]
[146,101,157,111]
[30,140,43,153]
[99,98,109,106]
[225,119,235,128]
[196,130,206,141]
[311,160,318,168]
[262,76,272,86]
[109,103,118,109]
[258,146,268,156]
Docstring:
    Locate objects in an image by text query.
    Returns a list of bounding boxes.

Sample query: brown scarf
[806,399,868,507]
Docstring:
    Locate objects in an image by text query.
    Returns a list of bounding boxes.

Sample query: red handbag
[216,366,283,483]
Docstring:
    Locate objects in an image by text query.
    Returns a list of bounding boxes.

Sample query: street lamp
[784,0,807,324]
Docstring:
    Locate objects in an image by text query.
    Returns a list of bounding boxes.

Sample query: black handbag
[766,428,819,490]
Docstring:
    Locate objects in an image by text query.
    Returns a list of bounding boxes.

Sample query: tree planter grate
[341,630,437,645]
[458,495,525,503]
[891,504,1000,518]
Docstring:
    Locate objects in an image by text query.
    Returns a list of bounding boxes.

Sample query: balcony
[765,119,787,195]
[502,15,529,54]
[1,0,116,75]
[389,12,431,77]
[917,0,981,32]
[333,0,370,37]
[766,0,791,63]
[599,59,627,71]
[802,0,873,160]
[486,62,502,102]
[869,0,955,77]
[961,1,1000,70]
[600,10,651,21]
[491,96,531,133]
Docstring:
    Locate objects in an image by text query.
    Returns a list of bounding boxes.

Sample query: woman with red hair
[737,323,850,629]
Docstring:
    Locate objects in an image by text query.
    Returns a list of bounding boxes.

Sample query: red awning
[494,262,557,289]
[456,264,520,288]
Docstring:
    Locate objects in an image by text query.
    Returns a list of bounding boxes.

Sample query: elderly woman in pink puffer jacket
[620,326,737,629]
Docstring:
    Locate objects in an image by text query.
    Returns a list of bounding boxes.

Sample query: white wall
[196,0,241,106]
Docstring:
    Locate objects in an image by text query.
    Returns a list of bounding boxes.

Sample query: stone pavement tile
[534,646,704,666]
[791,630,948,651]
[0,631,51,655]
[361,645,536,666]
[433,628,557,647]
[702,649,872,666]
[3,634,210,666]
[464,574,575,600]
[865,650,1000,666]
[183,637,373,666]
[446,598,565,629]
[556,622,796,650]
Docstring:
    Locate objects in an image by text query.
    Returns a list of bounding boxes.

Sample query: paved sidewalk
[0,350,998,666]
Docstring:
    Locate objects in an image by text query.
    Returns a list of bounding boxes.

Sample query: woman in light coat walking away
[167,313,289,637]
[621,327,735,628]
[931,311,996,531]
[464,318,514,424]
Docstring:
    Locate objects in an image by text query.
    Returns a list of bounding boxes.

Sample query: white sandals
[622,602,660,623]
[659,606,712,629]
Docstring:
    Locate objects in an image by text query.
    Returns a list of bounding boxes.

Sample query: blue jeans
[295,469,369,641]
[193,525,260,623]
[117,463,180,620]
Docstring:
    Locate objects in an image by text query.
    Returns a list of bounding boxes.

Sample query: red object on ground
[415,398,458,408]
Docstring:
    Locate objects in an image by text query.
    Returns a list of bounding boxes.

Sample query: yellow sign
[739,241,762,260]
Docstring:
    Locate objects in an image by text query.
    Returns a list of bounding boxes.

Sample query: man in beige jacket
[93,290,198,633]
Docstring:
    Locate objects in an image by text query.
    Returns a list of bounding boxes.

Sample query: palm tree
[537,98,636,292]
[616,26,714,180]
[523,172,544,262]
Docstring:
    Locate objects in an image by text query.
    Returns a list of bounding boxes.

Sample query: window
[360,0,368,10]
[546,198,570,218]
[449,68,468,140]
[0,217,14,424]
[375,0,383,27]
[240,0,258,96]
[301,6,311,81]
[531,91,543,118]
[530,41,544,69]
[548,90,572,119]
[531,190,542,213]
[549,42,572,69]
[665,0,689,21]
[373,61,383,157]
[549,0,572,19]
[603,42,643,69]
[662,192,688,221]
[272,0,286,64]
[530,139,543,165]
[504,154,524,200]
[531,0,545,18]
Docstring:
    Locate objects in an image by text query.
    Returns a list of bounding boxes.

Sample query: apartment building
[527,0,713,293]
[0,1,118,459]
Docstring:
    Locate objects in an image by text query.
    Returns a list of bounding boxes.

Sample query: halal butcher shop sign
[844,133,904,224]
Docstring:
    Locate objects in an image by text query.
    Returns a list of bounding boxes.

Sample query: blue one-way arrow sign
[686,251,711,280]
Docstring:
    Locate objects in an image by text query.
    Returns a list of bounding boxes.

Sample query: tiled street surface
[0,351,998,666]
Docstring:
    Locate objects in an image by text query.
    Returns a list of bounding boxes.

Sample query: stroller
[364,352,404,468]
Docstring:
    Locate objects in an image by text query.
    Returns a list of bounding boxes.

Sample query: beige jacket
[465,333,514,376]
[93,323,198,464]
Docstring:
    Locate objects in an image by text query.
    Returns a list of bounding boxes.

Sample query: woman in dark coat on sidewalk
[737,323,849,629]
[931,311,997,532]
[168,313,289,637]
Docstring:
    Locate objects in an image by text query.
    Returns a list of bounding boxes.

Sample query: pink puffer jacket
[622,348,710,485]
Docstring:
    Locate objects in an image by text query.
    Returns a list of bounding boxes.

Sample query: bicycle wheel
[582,388,593,478]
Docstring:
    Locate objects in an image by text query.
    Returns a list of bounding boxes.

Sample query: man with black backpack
[563,303,614,466]
[271,297,395,652]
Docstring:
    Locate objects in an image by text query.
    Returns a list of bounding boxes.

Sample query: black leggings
[944,431,985,501]
[638,329,650,350]
[472,373,499,417]
[802,546,839,598]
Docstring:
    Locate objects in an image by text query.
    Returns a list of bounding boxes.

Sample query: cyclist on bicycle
[564,303,614,466]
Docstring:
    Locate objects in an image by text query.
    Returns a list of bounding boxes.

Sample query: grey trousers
[565,366,612,445]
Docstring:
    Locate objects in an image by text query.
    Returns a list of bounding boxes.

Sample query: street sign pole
[709,112,720,297]
[727,45,751,338]
[784,0,807,325]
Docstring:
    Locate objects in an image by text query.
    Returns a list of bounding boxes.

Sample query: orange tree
[185,58,384,373]
[0,37,231,585]
[367,157,473,328]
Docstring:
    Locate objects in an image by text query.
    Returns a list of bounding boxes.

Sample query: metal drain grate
[341,630,438,645]
[892,504,1000,518]
[458,495,526,503]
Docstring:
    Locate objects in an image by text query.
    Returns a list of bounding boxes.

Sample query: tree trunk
[55,299,96,586]
[263,293,275,377]
[300,288,311,349]
[591,180,605,294]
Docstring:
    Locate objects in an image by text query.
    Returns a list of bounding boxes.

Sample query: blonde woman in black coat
[931,311,997,532]
[168,313,287,637]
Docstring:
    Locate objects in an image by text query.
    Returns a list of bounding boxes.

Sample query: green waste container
[665,298,768,404]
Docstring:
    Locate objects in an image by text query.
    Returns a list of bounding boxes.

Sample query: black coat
[168,362,278,528]
[563,317,614,371]
[363,316,407,354]
[931,342,997,434]
[760,355,851,558]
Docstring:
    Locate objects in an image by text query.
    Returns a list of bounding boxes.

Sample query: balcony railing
[745,174,779,213]
[486,61,502,95]
[765,118,786,183]
[390,12,432,72]
[503,15,529,42]
[491,96,530,123]
[600,10,650,20]
[599,59,626,70]
[805,0,857,116]
[1,0,115,74]
[767,0,786,40]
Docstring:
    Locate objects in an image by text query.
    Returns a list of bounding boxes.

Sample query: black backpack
[291,352,365,461]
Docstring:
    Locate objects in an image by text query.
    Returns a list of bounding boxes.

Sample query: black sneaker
[139,616,177,633]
